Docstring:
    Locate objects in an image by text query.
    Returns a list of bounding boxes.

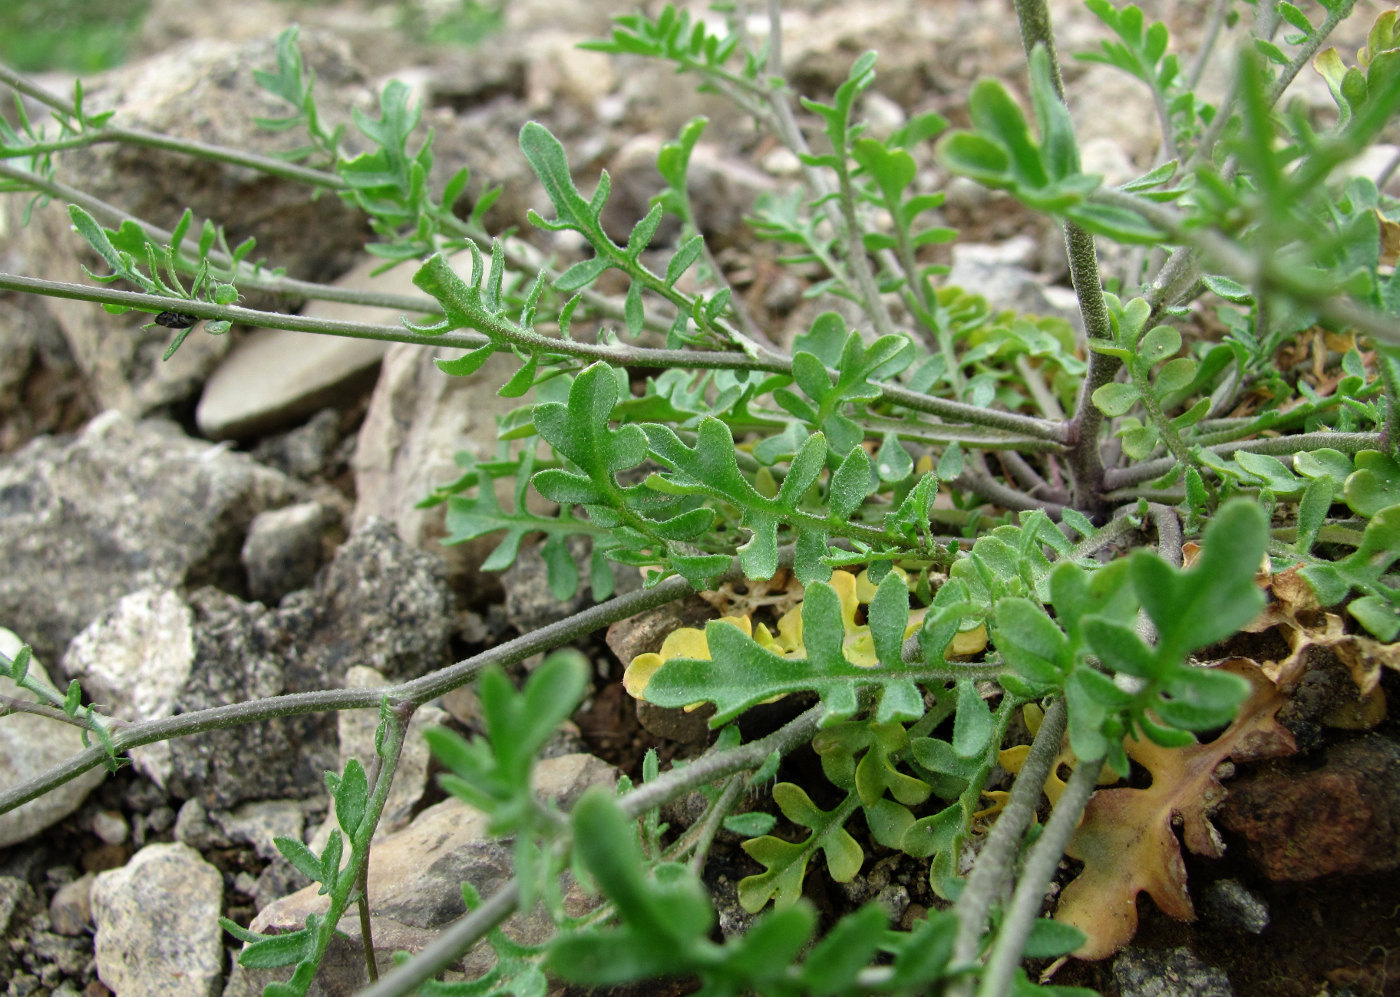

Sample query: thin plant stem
[955,468,1068,519]
[0,571,702,817]
[0,271,1068,441]
[1010,0,1115,509]
[686,774,747,875]
[1148,502,1184,567]
[947,697,1068,997]
[1187,0,1233,89]
[1101,431,1382,490]
[976,752,1102,997]
[356,702,828,997]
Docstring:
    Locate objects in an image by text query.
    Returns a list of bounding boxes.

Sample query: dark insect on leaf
[154,311,199,329]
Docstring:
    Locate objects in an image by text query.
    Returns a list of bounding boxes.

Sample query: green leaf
[237,927,314,969]
[1132,500,1266,661]
[739,784,862,911]
[723,812,777,836]
[1022,918,1088,959]
[951,679,993,758]
[1344,450,1400,516]
[645,580,912,724]
[521,121,602,234]
[331,761,369,834]
[875,432,913,483]
[536,362,646,475]
[800,903,888,996]
[555,256,610,292]
[829,446,874,521]
[274,836,323,885]
[665,235,704,286]
[435,344,496,377]
[1092,381,1140,416]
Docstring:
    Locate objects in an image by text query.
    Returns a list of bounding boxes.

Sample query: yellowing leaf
[1054,659,1296,959]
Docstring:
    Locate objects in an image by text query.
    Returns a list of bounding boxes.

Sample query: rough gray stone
[0,629,107,848]
[48,873,96,938]
[164,587,340,807]
[242,500,331,605]
[0,412,297,667]
[290,516,454,681]
[945,239,1083,331]
[67,518,453,807]
[1112,946,1233,997]
[0,877,41,980]
[1200,879,1270,935]
[250,408,346,481]
[173,798,229,852]
[0,299,92,455]
[503,537,595,633]
[351,318,530,603]
[210,800,306,863]
[92,843,224,997]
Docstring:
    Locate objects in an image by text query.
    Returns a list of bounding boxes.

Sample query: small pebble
[49,873,96,937]
[89,811,128,847]
[1201,879,1270,935]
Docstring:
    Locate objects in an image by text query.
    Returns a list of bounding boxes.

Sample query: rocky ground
[1,1,1399,995]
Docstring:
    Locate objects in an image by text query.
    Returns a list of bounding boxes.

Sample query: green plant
[2,1,1399,994]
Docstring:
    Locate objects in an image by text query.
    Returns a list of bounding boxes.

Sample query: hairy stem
[977,751,1101,997]
[1102,431,1382,490]
[948,697,1068,996]
[0,572,702,816]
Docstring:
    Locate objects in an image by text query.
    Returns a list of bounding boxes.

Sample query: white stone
[0,629,106,848]
[63,587,195,791]
[196,254,440,439]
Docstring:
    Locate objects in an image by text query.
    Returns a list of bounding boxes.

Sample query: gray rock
[0,299,91,455]
[63,586,194,726]
[1112,946,1233,997]
[92,843,224,997]
[0,629,107,848]
[88,810,130,846]
[210,800,306,863]
[0,877,41,980]
[503,537,595,633]
[164,587,340,808]
[1200,879,1270,935]
[242,500,331,605]
[946,240,1085,331]
[0,411,296,667]
[291,516,454,681]
[173,798,229,852]
[48,873,97,938]
[67,518,453,807]
[351,319,531,603]
[250,408,345,481]
[7,32,372,417]
[240,753,618,993]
